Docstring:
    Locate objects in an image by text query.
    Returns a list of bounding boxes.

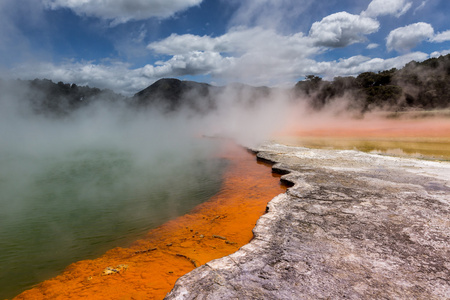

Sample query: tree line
[294,53,450,112]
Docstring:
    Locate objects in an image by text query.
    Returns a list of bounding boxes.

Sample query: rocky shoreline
[165,143,450,299]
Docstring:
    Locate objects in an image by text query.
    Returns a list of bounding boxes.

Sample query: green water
[0,142,227,299]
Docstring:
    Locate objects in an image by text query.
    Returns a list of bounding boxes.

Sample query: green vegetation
[294,54,450,112]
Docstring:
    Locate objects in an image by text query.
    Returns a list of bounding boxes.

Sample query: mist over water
[0,88,231,298]
[3,74,448,298]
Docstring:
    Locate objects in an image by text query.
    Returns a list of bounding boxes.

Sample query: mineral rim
[165,142,450,299]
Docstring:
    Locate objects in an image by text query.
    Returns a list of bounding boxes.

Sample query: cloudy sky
[1,0,449,95]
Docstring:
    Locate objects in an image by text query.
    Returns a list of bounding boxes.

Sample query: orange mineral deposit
[15,144,286,300]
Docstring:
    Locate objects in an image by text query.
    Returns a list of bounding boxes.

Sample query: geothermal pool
[13,144,287,300]
[0,141,227,299]
[4,114,449,299]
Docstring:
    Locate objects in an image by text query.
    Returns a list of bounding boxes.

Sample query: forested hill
[0,78,126,116]
[294,54,450,112]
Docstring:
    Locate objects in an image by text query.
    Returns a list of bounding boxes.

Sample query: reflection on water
[0,141,226,299]
[275,136,450,161]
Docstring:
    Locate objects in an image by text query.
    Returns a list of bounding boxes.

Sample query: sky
[1,0,449,95]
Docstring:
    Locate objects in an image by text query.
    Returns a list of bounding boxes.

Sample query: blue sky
[1,0,449,95]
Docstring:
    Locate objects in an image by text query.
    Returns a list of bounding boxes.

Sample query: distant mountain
[132,78,219,114]
[132,78,273,114]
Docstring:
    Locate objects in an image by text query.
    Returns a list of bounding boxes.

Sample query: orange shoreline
[15,144,286,300]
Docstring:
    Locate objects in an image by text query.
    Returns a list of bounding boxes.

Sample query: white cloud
[149,27,317,57]
[328,52,429,77]
[386,22,434,52]
[430,49,450,57]
[431,30,450,43]
[144,51,232,78]
[147,27,321,84]
[414,0,428,14]
[309,12,379,47]
[366,43,379,49]
[148,34,220,55]
[43,0,203,24]
[362,0,412,18]
[227,0,315,32]
[338,55,373,68]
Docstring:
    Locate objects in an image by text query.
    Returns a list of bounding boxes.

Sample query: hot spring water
[0,141,226,299]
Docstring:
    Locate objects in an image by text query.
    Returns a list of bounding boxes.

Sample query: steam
[0,76,305,297]
[0,81,222,298]
[199,85,292,146]
[1,69,449,298]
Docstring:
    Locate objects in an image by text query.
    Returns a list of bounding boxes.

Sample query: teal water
[0,141,226,299]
